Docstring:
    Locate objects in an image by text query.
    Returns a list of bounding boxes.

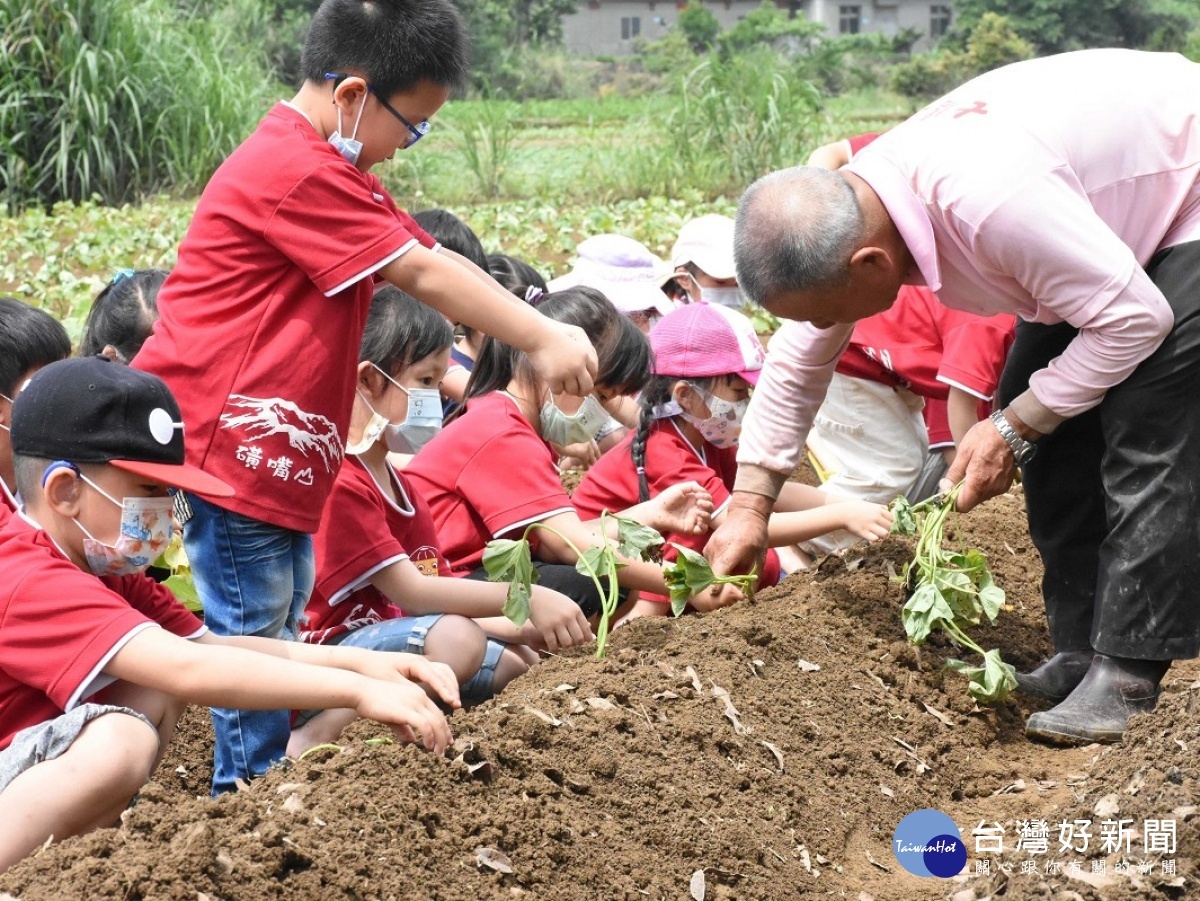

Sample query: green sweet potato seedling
[889,488,1016,704]
[662,544,757,617]
[483,513,664,658]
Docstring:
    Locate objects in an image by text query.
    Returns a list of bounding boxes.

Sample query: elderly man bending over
[707,49,1200,745]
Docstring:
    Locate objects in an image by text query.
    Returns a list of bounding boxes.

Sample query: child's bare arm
[590,481,713,537]
[370,560,593,652]
[105,628,452,751]
[707,497,892,546]
[774,480,837,512]
[208,630,461,709]
[381,247,597,395]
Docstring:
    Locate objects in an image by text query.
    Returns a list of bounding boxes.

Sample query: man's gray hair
[734,166,865,305]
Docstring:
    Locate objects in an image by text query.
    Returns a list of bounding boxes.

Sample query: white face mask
[682,383,749,449]
[328,91,368,165]
[540,392,608,447]
[702,286,744,309]
[0,391,10,433]
[71,472,174,577]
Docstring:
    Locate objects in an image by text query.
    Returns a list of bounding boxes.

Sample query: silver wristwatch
[989,410,1037,464]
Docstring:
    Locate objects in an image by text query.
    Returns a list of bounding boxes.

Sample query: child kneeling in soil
[0,358,457,875]
[572,303,894,621]
[406,287,715,616]
[289,288,595,756]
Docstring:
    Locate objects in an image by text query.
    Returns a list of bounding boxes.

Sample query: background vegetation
[2,0,1198,335]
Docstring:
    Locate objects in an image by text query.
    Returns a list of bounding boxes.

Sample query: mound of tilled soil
[2,491,1196,900]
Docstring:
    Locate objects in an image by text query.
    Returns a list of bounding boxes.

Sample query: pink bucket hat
[547,234,676,317]
[650,303,766,386]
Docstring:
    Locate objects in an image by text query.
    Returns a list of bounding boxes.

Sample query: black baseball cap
[11,356,234,498]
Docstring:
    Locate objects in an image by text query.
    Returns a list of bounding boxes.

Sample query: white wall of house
[562,1,762,57]
[561,0,952,57]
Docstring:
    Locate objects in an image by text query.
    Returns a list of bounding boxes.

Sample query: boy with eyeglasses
[132,0,599,795]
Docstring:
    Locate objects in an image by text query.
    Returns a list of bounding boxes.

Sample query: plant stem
[521,520,617,658]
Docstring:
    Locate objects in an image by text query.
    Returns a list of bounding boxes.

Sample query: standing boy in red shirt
[133,0,596,794]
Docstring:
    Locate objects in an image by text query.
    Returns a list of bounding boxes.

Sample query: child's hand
[354,678,453,754]
[553,438,601,471]
[837,501,894,542]
[527,321,598,396]
[688,581,747,613]
[529,585,594,652]
[366,653,462,710]
[646,481,714,535]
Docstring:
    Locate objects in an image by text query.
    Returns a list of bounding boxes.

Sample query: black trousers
[998,241,1200,661]
[467,560,625,620]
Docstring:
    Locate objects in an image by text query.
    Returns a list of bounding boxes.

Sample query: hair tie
[112,268,135,285]
[524,286,544,306]
[635,466,646,476]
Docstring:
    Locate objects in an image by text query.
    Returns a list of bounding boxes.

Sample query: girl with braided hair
[573,303,893,621]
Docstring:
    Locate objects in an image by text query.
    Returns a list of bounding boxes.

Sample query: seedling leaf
[892,485,1014,703]
[614,516,664,560]
[484,538,537,627]
[889,496,917,536]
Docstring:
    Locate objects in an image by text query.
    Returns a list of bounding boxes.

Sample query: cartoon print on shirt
[410,546,440,578]
[220,395,343,474]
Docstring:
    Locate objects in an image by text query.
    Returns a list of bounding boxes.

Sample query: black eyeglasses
[324,73,430,148]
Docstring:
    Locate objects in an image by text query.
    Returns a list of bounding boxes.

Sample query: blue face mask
[328,92,368,165]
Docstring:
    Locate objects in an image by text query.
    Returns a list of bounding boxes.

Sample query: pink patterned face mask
[73,473,173,577]
[682,383,748,449]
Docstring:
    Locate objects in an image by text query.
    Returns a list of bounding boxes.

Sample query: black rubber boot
[1025,654,1170,745]
[1015,649,1094,703]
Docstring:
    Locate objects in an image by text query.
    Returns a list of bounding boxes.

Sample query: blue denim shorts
[330,614,445,655]
[335,620,507,705]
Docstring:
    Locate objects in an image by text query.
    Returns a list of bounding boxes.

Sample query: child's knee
[423,615,487,683]
[490,646,533,692]
[79,712,161,793]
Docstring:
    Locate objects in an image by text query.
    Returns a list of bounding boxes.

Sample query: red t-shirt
[572,419,780,603]
[835,284,1016,402]
[405,393,576,575]
[0,481,16,527]
[301,456,448,644]
[132,103,436,533]
[846,132,883,157]
[0,513,205,750]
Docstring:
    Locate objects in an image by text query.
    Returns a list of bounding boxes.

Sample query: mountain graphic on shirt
[220,394,343,472]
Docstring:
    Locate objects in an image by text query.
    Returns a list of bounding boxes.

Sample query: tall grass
[0,0,278,211]
[632,50,824,197]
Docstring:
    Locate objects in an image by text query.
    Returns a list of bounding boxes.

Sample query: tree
[677,2,719,52]
[452,0,577,92]
[949,0,1197,54]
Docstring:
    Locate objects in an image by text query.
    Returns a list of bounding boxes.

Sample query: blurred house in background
[563,0,952,56]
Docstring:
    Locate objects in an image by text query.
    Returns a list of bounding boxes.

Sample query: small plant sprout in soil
[483,513,665,658]
[888,485,1017,704]
[663,544,758,617]
[157,532,201,614]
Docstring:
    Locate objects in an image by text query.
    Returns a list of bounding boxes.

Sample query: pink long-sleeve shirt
[738,49,1200,492]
